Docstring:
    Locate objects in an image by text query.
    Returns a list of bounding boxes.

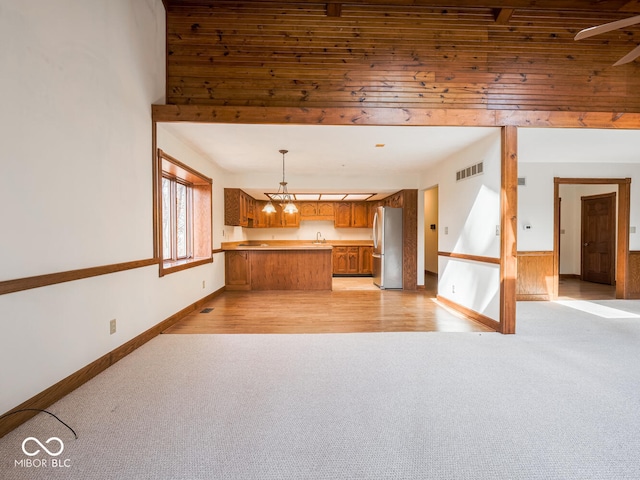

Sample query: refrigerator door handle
[372,253,382,259]
[372,212,379,250]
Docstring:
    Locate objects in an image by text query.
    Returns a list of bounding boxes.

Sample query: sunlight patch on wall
[453,184,500,257]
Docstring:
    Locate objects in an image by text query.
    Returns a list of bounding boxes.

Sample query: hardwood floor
[163,276,493,334]
[163,276,617,335]
[558,277,616,300]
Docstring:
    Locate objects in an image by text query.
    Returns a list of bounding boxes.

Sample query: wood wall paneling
[249,250,333,290]
[629,251,640,299]
[165,3,640,113]
[516,251,554,300]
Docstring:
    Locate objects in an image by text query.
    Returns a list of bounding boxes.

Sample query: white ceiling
[160,122,640,186]
[161,123,502,175]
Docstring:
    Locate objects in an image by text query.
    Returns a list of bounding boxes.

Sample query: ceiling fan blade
[613,43,640,66]
[575,15,640,40]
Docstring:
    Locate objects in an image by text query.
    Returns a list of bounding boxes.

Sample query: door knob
[583,242,589,246]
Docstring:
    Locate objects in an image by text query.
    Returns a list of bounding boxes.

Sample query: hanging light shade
[262,201,277,214]
[263,149,298,214]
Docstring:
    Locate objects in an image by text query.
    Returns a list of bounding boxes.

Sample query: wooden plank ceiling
[164,1,640,113]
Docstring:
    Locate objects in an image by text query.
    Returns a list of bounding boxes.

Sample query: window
[156,149,212,276]
[162,176,193,261]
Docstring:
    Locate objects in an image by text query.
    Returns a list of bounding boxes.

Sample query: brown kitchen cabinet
[334,202,369,228]
[333,245,373,275]
[317,202,335,218]
[334,203,352,227]
[225,250,251,290]
[359,246,373,274]
[253,200,275,228]
[351,202,368,227]
[333,246,359,274]
[299,201,335,220]
[299,202,318,218]
[224,188,254,227]
[280,206,300,227]
[253,201,300,228]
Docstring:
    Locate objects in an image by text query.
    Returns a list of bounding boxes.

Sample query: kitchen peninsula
[222,241,333,291]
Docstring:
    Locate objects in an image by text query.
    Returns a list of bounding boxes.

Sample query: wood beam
[500,125,518,334]
[165,1,640,14]
[326,3,342,16]
[152,105,640,129]
[494,8,515,24]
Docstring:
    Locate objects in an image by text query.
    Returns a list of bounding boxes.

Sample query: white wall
[0,0,230,416]
[424,187,439,274]
[420,129,502,321]
[517,163,640,253]
[244,222,371,242]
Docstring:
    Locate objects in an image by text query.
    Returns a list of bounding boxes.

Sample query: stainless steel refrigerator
[372,206,403,289]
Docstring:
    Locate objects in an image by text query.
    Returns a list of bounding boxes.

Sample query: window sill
[160,257,212,276]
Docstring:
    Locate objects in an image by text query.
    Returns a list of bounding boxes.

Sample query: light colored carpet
[2,300,640,479]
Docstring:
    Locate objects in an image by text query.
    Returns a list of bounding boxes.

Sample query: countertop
[221,240,372,251]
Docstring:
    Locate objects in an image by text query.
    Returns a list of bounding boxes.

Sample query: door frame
[553,177,631,299]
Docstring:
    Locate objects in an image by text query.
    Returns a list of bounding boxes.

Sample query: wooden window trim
[156,149,213,277]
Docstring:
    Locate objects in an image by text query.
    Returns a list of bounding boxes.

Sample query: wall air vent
[456,162,483,182]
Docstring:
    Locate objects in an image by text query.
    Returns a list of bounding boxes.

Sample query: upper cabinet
[252,200,300,228]
[224,188,254,227]
[299,201,334,221]
[225,191,405,228]
[334,202,369,228]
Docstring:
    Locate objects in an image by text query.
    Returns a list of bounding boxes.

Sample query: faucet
[316,232,323,243]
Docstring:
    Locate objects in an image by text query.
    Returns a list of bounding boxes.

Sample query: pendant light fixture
[263,149,298,214]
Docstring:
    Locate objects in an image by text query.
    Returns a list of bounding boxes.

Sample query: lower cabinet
[359,246,373,274]
[225,251,250,290]
[332,245,373,275]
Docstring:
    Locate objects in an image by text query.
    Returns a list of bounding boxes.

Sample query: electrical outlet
[496,225,500,236]
[444,227,448,235]
[202,280,206,289]
[452,285,456,294]
[110,319,117,335]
